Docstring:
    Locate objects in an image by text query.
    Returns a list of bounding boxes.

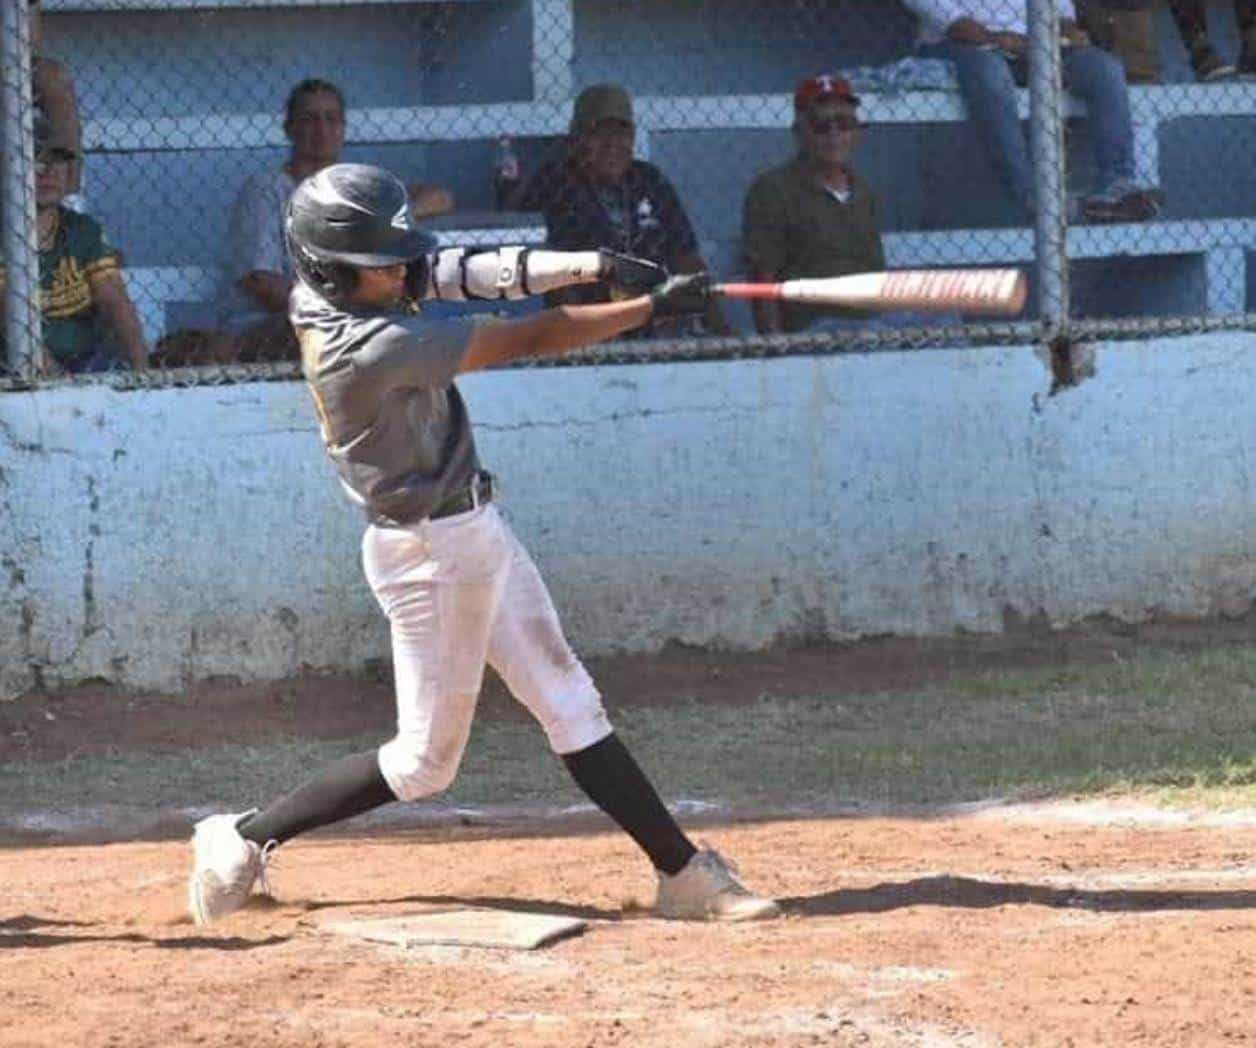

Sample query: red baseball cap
[793,74,860,112]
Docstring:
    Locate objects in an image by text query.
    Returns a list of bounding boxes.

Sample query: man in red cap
[741,75,888,335]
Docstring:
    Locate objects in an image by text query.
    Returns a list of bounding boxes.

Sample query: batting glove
[649,272,710,319]
[598,249,668,294]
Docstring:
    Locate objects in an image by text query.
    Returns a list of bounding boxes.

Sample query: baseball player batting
[187,162,779,925]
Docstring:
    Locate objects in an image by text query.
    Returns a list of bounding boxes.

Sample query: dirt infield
[4,809,1256,1047]
[5,626,1256,1046]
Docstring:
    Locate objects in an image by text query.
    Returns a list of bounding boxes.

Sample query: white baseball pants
[363,503,613,802]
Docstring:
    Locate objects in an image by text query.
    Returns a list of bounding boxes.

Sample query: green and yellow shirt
[40,207,121,367]
[1,207,121,368]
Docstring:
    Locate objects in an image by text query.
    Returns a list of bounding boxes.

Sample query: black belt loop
[430,470,494,521]
[469,469,493,510]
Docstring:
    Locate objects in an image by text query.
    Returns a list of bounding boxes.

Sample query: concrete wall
[4,329,1256,700]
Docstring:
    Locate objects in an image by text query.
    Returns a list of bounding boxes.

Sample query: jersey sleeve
[741,174,789,278]
[76,214,122,282]
[512,161,558,214]
[646,167,699,262]
[354,314,482,391]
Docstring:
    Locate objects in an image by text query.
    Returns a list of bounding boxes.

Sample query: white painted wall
[3,330,1256,700]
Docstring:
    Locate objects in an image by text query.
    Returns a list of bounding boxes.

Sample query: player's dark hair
[284,78,346,131]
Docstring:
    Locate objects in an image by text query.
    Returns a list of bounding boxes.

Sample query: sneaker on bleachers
[1082,183,1164,225]
[1191,43,1236,82]
[1239,45,1256,80]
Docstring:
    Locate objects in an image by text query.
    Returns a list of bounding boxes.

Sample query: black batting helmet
[286,163,437,304]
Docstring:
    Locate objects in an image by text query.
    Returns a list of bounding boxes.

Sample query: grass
[5,643,1256,824]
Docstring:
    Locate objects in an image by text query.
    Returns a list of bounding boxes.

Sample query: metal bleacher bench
[115,82,1256,342]
[883,220,1255,316]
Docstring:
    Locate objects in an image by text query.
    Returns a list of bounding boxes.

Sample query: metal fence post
[1,0,39,382]
[1027,0,1070,339]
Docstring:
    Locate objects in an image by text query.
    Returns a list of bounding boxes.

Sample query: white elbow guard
[423,246,604,301]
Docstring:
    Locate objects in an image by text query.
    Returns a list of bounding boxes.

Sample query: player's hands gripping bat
[406,246,665,302]
[598,249,667,295]
[714,268,1027,316]
[649,272,711,319]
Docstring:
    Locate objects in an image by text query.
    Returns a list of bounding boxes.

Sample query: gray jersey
[290,282,484,526]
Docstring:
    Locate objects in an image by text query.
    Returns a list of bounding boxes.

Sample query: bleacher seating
[123,213,548,344]
[45,0,1255,341]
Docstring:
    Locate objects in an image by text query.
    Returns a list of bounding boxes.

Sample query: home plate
[321,909,588,950]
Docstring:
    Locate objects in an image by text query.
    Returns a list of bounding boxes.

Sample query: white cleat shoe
[655,847,781,922]
[187,809,270,927]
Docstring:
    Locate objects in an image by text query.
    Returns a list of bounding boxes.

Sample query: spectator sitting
[1167,0,1256,80]
[1074,1,1161,83]
[214,78,454,362]
[29,0,84,199]
[509,83,729,335]
[0,116,148,376]
[903,0,1163,224]
[742,76,887,335]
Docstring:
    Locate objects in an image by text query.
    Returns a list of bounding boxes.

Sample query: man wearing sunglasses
[29,0,83,198]
[741,76,888,335]
[0,116,148,375]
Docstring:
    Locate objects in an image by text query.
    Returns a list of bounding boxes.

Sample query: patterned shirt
[903,0,1077,43]
[513,156,699,306]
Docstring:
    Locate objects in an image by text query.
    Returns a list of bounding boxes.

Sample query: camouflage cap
[570,84,634,134]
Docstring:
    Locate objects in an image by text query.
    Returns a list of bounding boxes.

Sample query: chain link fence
[2,0,1253,389]
[1,0,41,382]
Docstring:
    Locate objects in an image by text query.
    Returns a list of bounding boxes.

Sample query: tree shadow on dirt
[0,913,288,951]
[783,874,1256,916]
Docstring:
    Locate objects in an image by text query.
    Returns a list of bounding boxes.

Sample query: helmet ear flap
[285,164,430,306]
[288,228,357,304]
[325,263,359,302]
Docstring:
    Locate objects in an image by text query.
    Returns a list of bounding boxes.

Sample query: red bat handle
[712,282,782,301]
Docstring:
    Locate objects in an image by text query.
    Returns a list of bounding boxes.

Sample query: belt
[429,471,494,520]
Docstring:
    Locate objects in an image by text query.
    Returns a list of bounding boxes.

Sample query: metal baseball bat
[713,268,1028,316]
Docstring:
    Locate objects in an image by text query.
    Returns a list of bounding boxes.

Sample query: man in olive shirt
[742,75,886,335]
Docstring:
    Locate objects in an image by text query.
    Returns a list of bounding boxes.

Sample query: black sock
[238,750,397,846]
[561,733,696,876]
